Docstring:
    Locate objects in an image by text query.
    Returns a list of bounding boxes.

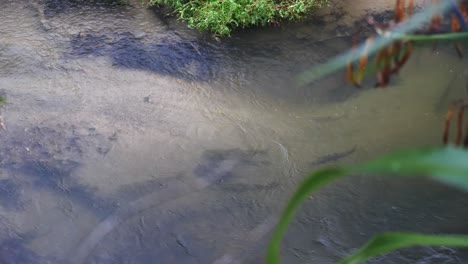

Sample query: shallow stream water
[0,0,468,263]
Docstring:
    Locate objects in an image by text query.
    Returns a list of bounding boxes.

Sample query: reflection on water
[0,0,468,263]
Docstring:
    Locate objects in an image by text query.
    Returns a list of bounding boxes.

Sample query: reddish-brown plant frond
[395,0,414,22]
[387,40,413,75]
[408,0,414,17]
[352,0,417,88]
[452,13,462,32]
[451,1,468,58]
[395,0,406,23]
[356,36,374,84]
[394,41,413,72]
[443,100,468,147]
[375,46,393,87]
[430,15,442,32]
[347,35,362,88]
[391,41,402,67]
[459,2,468,21]
[348,0,466,89]
[443,105,456,145]
[429,0,442,32]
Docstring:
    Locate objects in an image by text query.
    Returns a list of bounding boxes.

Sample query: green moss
[145,0,329,36]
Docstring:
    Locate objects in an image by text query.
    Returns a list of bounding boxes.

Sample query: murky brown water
[0,0,467,263]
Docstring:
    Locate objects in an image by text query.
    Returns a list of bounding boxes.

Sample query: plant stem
[397,31,468,41]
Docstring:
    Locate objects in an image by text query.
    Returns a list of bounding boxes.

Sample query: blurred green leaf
[266,167,350,264]
[356,147,468,191]
[267,147,468,264]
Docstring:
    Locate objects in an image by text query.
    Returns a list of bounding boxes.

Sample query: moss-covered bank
[145,0,329,36]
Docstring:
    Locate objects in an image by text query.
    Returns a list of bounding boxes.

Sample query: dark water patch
[0,179,23,210]
[16,160,117,217]
[19,160,79,190]
[0,124,117,217]
[68,31,218,81]
[69,33,110,56]
[41,1,358,103]
[0,226,61,264]
[0,217,60,264]
[0,125,112,164]
[0,238,44,264]
[0,126,81,162]
[66,184,118,217]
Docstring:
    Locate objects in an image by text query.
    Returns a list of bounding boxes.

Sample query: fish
[310,146,357,167]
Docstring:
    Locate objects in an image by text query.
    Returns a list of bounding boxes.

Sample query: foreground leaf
[356,147,468,191]
[266,167,350,264]
[266,147,468,264]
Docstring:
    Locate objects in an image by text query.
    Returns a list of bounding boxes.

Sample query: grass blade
[266,167,350,264]
[266,147,468,264]
[356,147,468,191]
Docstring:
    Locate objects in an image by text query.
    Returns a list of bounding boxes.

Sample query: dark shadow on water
[16,160,117,217]
[38,0,364,103]
[0,179,23,210]
[0,217,61,264]
[0,125,117,218]
[0,237,60,264]
[68,32,218,81]
[19,160,80,189]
